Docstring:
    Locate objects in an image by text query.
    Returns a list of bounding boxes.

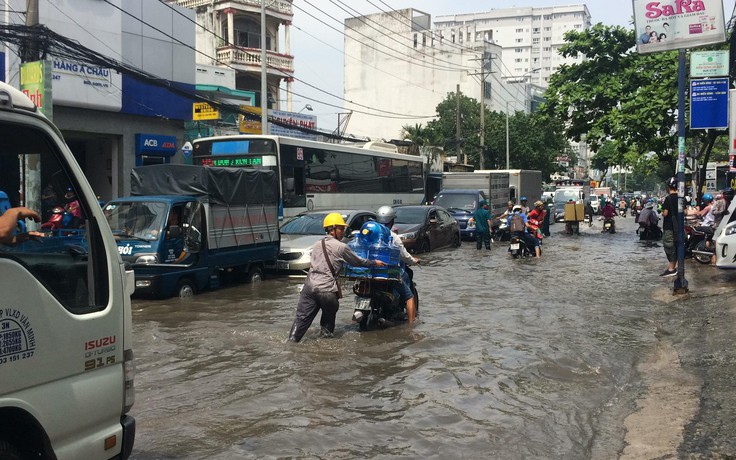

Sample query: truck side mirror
[185,226,201,254]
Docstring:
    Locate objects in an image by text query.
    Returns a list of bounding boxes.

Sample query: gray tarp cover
[130,164,278,206]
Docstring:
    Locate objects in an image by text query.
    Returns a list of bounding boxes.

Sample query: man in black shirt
[660,177,679,277]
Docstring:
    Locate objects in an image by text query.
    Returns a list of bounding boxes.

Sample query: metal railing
[174,0,292,15]
[216,47,294,73]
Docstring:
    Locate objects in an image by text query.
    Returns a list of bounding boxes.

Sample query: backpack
[510,214,525,233]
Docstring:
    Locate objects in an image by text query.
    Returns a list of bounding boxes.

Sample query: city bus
[191,135,425,218]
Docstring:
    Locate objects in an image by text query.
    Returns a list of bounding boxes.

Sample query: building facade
[343,8,567,141]
[171,0,294,112]
[434,5,591,88]
[3,0,196,200]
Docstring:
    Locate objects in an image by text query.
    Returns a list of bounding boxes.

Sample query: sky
[288,0,736,133]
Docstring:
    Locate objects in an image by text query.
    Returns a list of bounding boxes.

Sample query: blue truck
[103,164,280,298]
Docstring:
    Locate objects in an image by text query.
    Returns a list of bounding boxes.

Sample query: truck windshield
[554,190,580,203]
[434,193,476,211]
[104,201,167,241]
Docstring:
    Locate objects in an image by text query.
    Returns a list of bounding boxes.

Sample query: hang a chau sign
[632,0,726,54]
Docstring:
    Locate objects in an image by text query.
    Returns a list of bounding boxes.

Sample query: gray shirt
[307,235,376,293]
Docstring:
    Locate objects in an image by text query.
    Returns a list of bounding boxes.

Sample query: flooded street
[128,217,736,459]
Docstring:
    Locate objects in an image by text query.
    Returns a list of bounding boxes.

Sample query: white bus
[191,135,425,218]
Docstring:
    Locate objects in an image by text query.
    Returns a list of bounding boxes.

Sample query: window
[533,28,540,33]
[544,37,551,41]
[515,58,523,63]
[515,38,523,43]
[532,38,540,44]
[0,122,109,313]
[228,17,272,50]
[516,28,524,33]
[515,48,523,53]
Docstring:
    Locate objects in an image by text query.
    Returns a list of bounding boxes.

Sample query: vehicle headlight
[135,253,159,264]
[467,220,476,228]
[725,225,736,236]
[400,232,417,240]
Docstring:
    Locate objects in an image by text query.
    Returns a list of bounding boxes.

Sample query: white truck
[0,82,135,458]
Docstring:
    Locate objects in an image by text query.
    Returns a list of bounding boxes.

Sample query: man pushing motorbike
[288,213,386,343]
[376,205,420,323]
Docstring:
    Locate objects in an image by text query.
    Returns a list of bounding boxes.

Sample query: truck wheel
[176,279,196,298]
[0,440,23,460]
[246,266,263,283]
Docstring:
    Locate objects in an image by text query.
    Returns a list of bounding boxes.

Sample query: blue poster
[691,78,729,130]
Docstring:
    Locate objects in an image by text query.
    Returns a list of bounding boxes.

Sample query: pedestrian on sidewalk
[660,177,679,277]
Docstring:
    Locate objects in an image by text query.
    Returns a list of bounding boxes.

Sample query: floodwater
[128,217,736,459]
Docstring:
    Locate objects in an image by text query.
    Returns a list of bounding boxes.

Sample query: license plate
[276,260,289,270]
[354,296,372,311]
[510,243,520,250]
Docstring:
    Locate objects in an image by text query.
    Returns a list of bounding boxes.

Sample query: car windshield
[281,213,332,235]
[394,207,427,224]
[435,193,476,211]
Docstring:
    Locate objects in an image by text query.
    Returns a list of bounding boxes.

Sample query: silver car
[275,210,377,273]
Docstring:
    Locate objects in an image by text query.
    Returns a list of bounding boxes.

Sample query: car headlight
[135,253,159,264]
[467,220,476,228]
[725,225,736,236]
[400,232,417,240]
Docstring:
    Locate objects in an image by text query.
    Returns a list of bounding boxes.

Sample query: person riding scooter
[508,205,541,257]
[376,205,419,323]
[637,199,662,240]
[601,200,617,233]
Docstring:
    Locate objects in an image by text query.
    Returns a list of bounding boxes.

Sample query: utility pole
[479,56,485,170]
[260,1,268,134]
[456,84,464,164]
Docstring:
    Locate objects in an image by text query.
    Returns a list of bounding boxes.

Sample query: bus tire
[176,278,196,298]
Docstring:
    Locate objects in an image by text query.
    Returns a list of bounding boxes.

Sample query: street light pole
[260,1,268,134]
[505,101,509,169]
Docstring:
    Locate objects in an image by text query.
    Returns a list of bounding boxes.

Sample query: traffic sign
[691,78,729,130]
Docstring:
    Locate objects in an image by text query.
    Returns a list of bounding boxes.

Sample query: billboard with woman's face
[633,0,726,53]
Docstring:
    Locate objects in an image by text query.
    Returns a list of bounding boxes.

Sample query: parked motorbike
[350,267,418,331]
[602,217,616,233]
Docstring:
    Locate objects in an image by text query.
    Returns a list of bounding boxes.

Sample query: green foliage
[543,22,729,183]
[401,91,569,180]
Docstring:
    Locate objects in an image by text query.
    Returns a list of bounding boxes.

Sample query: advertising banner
[632,0,726,54]
[20,60,53,119]
[729,89,736,159]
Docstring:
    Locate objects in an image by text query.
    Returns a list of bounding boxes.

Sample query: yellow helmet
[323,212,347,229]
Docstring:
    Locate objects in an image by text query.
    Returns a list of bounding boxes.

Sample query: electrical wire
[153,0,435,119]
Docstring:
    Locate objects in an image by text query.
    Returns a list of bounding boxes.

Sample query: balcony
[175,0,293,16]
[216,46,294,75]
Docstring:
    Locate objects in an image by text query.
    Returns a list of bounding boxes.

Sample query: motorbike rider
[376,205,419,323]
[618,197,627,217]
[601,199,617,231]
[519,196,530,214]
[637,199,661,237]
[508,205,541,257]
[288,213,386,342]
[526,200,547,240]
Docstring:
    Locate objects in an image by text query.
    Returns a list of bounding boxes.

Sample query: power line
[154,0,435,119]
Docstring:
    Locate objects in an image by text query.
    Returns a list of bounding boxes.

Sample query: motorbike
[350,267,418,331]
[602,217,616,233]
[508,232,541,258]
[685,224,713,264]
[637,223,662,240]
[618,208,627,218]
[493,219,510,242]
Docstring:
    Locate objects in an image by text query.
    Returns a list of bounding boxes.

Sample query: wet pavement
[128,216,736,459]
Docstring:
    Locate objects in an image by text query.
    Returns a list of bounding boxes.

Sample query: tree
[543,23,730,201]
[402,91,569,180]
